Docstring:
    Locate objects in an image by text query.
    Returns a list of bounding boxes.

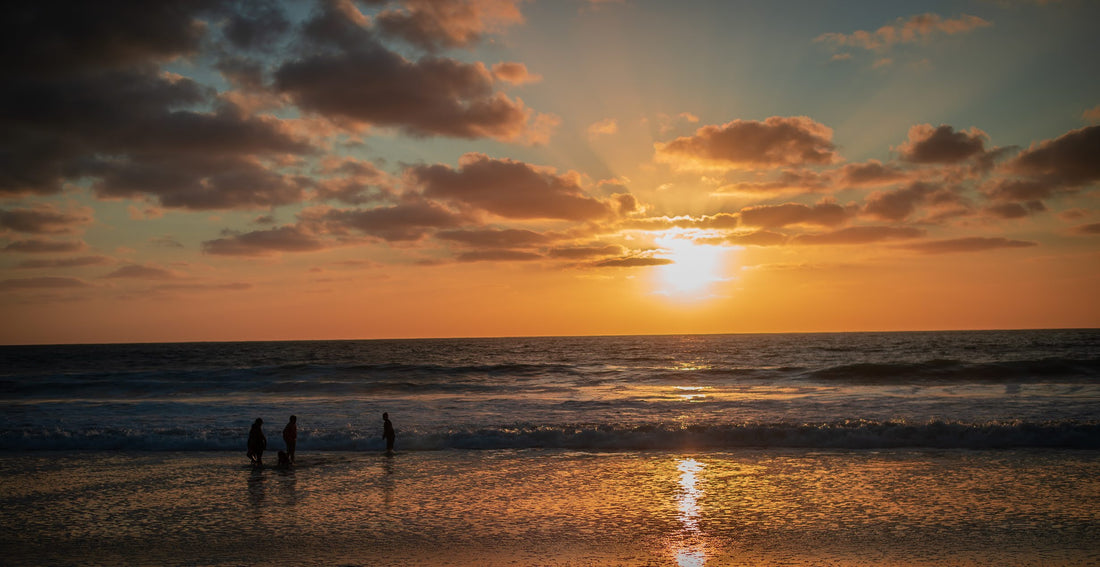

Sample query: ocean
[1,330,1098,565]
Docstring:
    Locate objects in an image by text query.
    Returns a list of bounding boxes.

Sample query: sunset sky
[2,0,1098,344]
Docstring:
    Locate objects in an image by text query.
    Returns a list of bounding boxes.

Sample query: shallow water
[2,449,1097,566]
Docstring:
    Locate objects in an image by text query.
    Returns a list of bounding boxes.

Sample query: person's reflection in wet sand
[381,455,395,507]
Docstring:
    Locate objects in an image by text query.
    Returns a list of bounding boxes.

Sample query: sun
[653,233,731,299]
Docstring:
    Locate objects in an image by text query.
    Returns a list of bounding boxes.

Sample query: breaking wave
[4,419,1097,452]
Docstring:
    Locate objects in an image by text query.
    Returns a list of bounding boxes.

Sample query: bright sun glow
[655,234,730,299]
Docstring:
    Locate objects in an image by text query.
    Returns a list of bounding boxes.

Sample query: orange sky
[1,0,1098,344]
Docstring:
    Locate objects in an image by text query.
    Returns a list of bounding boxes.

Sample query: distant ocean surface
[3,329,1098,453]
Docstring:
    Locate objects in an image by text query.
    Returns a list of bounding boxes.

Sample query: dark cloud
[836,160,908,187]
[863,182,963,221]
[899,237,1037,254]
[793,226,925,245]
[1005,124,1100,189]
[222,1,290,50]
[0,1,215,77]
[897,124,987,164]
[3,239,86,253]
[0,205,92,234]
[103,265,177,280]
[739,202,851,228]
[656,117,839,170]
[202,225,327,256]
[16,256,111,269]
[274,2,541,142]
[437,228,551,248]
[0,276,91,291]
[415,154,612,220]
[316,201,466,241]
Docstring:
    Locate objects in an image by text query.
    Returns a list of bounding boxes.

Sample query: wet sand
[2,449,1098,566]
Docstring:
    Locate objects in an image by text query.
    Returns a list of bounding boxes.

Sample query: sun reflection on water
[674,458,707,566]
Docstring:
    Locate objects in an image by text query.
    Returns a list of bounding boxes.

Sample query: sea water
[1,330,1098,565]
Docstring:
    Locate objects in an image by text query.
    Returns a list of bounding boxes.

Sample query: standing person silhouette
[282,415,297,464]
[382,412,395,455]
[247,418,266,467]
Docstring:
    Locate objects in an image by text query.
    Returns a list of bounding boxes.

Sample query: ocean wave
[4,420,1097,452]
[805,357,1100,383]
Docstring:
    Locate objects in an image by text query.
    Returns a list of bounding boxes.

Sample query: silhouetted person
[382,412,395,455]
[247,418,266,466]
[282,415,297,464]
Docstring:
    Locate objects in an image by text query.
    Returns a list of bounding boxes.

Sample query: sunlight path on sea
[673,458,707,566]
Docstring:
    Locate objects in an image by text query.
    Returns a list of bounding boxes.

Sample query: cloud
[588,118,619,138]
[1072,222,1100,235]
[437,228,551,248]
[899,237,1037,254]
[0,1,212,77]
[456,249,542,262]
[150,235,185,248]
[202,226,327,256]
[491,62,542,85]
[0,204,93,234]
[1003,124,1100,189]
[315,201,466,241]
[374,0,525,52]
[835,160,910,187]
[723,230,788,246]
[983,201,1044,219]
[863,182,963,221]
[714,169,831,195]
[103,264,178,280]
[655,117,839,170]
[1085,105,1100,123]
[274,3,550,143]
[621,213,740,231]
[896,124,989,164]
[0,276,91,291]
[16,256,112,269]
[415,153,613,220]
[3,239,86,254]
[547,244,625,259]
[738,202,852,228]
[793,226,926,245]
[816,13,991,52]
[221,2,291,50]
[590,256,674,268]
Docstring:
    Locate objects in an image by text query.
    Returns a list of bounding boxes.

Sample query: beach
[2,449,1098,566]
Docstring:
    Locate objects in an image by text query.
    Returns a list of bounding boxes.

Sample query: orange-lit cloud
[898,237,1037,254]
[492,62,542,85]
[792,226,926,245]
[588,118,619,138]
[656,117,840,170]
[373,0,525,52]
[738,202,853,228]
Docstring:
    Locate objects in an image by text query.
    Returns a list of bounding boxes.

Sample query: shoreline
[3,448,1098,566]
